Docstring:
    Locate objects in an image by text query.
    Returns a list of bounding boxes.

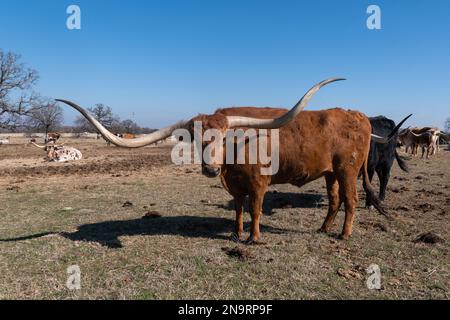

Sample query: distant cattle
[117,133,137,139]
[31,142,82,162]
[400,127,441,157]
[366,116,409,207]
[105,133,139,146]
[411,127,440,155]
[398,128,434,159]
[0,137,10,145]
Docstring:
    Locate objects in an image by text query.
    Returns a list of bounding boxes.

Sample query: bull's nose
[202,166,221,177]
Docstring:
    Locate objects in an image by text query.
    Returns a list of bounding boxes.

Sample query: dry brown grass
[0,139,448,299]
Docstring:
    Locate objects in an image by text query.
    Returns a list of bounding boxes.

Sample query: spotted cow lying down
[31,142,82,162]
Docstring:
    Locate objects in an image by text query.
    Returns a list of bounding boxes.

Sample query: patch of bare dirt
[0,141,173,177]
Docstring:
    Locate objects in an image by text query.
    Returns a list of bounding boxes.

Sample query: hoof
[245,236,261,245]
[230,233,241,243]
[317,227,329,234]
[339,234,350,241]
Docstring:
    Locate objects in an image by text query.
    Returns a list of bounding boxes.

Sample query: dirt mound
[414,232,444,244]
[222,246,254,261]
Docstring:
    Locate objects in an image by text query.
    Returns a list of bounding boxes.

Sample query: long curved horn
[225,78,346,129]
[30,142,46,149]
[408,130,427,138]
[56,99,187,148]
[371,114,413,143]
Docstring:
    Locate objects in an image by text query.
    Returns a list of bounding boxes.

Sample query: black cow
[366,116,409,207]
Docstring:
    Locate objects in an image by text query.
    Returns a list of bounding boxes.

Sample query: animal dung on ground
[414,203,435,213]
[222,246,254,262]
[414,232,444,244]
[395,205,410,212]
[122,201,133,208]
[373,223,388,232]
[389,187,400,193]
[142,211,162,219]
[360,221,388,232]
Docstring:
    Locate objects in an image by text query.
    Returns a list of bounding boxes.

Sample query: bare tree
[74,103,119,133]
[120,119,139,134]
[27,100,64,138]
[0,49,40,130]
[445,118,450,133]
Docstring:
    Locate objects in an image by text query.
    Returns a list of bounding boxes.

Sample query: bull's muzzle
[202,165,221,178]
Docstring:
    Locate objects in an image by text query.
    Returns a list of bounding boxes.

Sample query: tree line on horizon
[1,48,449,136]
[0,48,156,135]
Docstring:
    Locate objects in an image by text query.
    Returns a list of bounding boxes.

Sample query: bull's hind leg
[319,174,342,233]
[338,173,358,240]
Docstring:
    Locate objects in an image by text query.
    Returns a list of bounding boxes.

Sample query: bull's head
[56,78,345,177]
[30,142,64,161]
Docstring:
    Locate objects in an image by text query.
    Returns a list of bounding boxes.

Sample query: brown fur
[122,133,137,139]
[189,107,383,242]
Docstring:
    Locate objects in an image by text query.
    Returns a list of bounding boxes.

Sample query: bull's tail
[361,159,392,220]
[395,150,409,172]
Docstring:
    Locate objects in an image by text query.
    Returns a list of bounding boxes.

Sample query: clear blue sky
[1,0,449,128]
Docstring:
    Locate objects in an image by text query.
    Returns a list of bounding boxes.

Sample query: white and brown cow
[399,127,441,157]
[427,127,441,155]
[0,137,10,145]
[31,142,82,162]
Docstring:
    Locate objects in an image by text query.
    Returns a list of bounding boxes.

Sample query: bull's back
[217,107,372,184]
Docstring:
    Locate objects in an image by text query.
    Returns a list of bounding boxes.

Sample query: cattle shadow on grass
[0,216,297,249]
[216,191,325,215]
[62,216,298,248]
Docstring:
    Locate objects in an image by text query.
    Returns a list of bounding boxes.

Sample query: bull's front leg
[247,188,266,244]
[230,195,245,242]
